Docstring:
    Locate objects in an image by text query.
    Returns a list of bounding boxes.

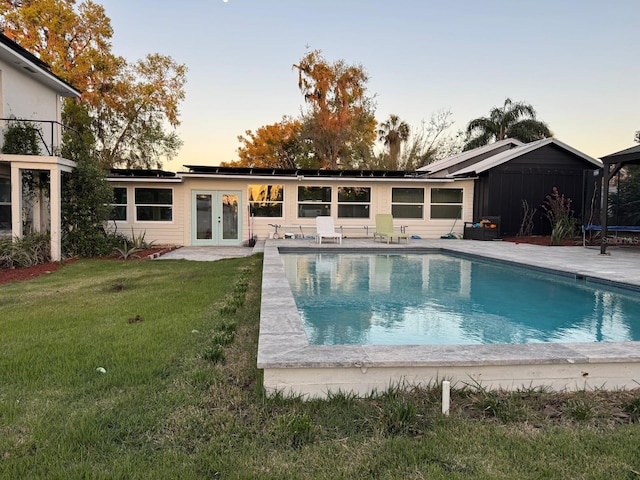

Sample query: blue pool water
[281,252,640,346]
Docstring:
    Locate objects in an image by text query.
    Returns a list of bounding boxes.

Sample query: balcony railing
[0,117,78,157]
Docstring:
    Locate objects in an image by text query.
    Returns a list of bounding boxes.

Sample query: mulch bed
[0,261,68,285]
[502,235,584,246]
[0,246,177,285]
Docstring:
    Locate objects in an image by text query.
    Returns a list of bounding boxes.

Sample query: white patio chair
[315,216,342,244]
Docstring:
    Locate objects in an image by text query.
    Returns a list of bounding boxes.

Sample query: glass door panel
[196,194,212,240]
[221,194,239,240]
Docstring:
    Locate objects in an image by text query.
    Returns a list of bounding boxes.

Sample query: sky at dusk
[98,0,639,171]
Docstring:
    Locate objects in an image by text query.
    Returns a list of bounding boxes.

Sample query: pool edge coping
[257,241,640,372]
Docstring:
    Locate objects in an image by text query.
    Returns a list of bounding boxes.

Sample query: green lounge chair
[374,214,409,243]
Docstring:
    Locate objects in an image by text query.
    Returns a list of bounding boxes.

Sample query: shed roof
[600,144,640,167]
[438,137,601,178]
[417,138,524,177]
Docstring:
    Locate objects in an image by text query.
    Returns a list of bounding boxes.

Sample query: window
[431,188,463,219]
[109,187,127,221]
[135,188,173,221]
[298,186,331,217]
[248,184,283,217]
[0,178,10,230]
[391,187,424,219]
[338,187,370,218]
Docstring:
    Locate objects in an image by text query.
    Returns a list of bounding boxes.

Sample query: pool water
[281,252,640,346]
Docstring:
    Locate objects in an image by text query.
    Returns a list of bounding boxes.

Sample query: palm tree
[378,114,410,169]
[463,98,552,151]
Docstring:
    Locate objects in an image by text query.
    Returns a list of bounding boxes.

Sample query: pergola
[6,154,76,261]
[599,144,640,254]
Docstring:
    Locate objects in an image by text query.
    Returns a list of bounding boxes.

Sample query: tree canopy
[1,0,187,169]
[232,117,308,169]
[463,98,552,151]
[293,49,377,169]
[364,110,461,171]
[93,53,186,169]
[228,49,462,171]
[377,114,409,170]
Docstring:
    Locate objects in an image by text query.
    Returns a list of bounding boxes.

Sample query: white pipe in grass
[442,380,451,416]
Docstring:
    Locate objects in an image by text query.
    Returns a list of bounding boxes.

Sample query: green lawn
[1,256,639,479]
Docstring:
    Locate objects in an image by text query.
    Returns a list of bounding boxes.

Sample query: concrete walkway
[157,242,264,261]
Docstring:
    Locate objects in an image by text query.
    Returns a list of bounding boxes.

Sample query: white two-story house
[0,33,81,261]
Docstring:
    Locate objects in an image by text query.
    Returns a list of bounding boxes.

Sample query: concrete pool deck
[257,238,640,398]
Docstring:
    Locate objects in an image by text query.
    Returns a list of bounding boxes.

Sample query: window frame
[391,187,425,219]
[297,185,332,218]
[430,187,463,220]
[109,187,128,222]
[248,184,284,218]
[134,187,173,222]
[0,177,10,230]
[337,186,371,219]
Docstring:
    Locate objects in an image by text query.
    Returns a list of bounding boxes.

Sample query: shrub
[61,155,116,257]
[129,230,151,249]
[542,187,577,245]
[1,120,41,155]
[0,232,51,269]
[110,229,156,259]
[518,199,536,236]
[113,241,141,260]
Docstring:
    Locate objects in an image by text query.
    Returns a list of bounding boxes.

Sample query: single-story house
[0,33,81,261]
[107,137,602,246]
[107,167,475,246]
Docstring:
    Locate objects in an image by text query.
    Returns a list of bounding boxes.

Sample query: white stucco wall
[0,57,62,153]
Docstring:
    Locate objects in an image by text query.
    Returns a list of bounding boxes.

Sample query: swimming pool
[281,252,640,346]
[257,240,640,398]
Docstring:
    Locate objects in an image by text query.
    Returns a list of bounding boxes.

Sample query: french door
[192,191,242,245]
